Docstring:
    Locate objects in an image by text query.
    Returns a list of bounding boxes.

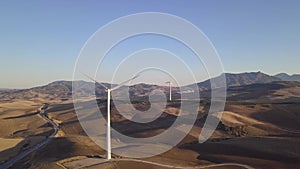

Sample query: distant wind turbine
[84,73,139,160]
[165,81,172,101]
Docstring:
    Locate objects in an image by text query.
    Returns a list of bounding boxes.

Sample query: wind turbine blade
[82,73,108,89]
[111,74,140,91]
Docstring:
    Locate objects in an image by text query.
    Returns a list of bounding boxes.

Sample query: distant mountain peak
[194,71,281,90]
[274,73,300,82]
[230,71,281,82]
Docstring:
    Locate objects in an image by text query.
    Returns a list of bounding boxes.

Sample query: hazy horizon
[1,1,300,88]
[0,70,297,90]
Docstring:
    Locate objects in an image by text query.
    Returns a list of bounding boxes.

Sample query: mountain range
[190,71,281,91]
[274,73,300,82]
[0,72,299,101]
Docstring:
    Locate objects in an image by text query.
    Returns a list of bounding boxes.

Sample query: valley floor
[0,99,299,169]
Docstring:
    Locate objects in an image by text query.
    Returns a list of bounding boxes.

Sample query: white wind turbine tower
[165,81,172,101]
[84,74,139,160]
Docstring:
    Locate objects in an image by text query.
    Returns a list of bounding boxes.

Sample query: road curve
[0,104,59,169]
[115,159,255,169]
[86,158,255,169]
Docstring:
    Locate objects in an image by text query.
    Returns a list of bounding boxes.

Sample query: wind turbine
[165,81,172,101]
[84,74,139,160]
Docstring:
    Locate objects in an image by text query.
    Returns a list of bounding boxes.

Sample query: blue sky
[0,1,300,88]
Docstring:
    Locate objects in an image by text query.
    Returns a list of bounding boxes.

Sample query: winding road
[74,158,255,169]
[114,159,255,169]
[0,104,59,169]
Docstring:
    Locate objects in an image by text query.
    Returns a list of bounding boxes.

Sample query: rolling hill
[0,72,297,101]
[0,72,300,169]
